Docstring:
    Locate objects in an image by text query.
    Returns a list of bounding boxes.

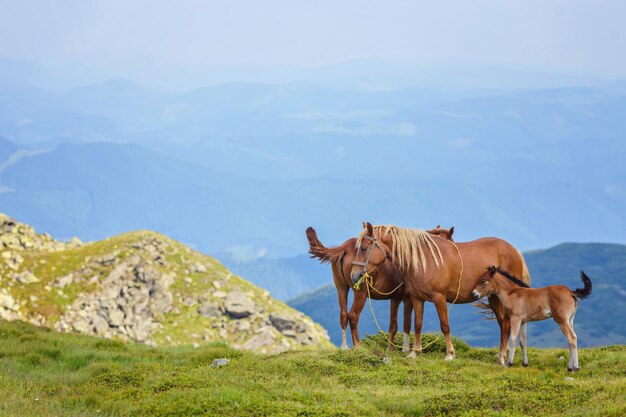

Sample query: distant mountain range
[0,62,625,260]
[289,242,626,348]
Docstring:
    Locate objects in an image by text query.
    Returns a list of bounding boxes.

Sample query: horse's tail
[306,227,345,264]
[518,250,532,286]
[572,271,592,300]
[473,299,496,320]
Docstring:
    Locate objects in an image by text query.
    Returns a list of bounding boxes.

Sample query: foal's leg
[407,298,424,358]
[336,284,350,349]
[490,296,509,365]
[569,308,579,369]
[556,317,579,371]
[519,322,529,367]
[348,289,367,348]
[507,317,523,367]
[387,298,400,351]
[402,297,413,353]
[432,294,455,360]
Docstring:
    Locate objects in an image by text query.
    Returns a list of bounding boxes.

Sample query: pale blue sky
[1,0,625,78]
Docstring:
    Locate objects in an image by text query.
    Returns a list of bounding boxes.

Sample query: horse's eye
[360,247,366,251]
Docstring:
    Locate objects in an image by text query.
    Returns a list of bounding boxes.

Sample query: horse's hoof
[522,362,529,367]
[506,361,513,368]
[445,354,455,361]
[406,351,417,359]
[568,367,580,372]
[340,345,348,350]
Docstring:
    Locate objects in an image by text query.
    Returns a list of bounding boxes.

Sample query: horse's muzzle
[351,271,364,285]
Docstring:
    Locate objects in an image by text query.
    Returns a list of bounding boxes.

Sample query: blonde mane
[356,225,444,273]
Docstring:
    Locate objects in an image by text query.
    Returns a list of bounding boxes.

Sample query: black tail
[572,271,592,300]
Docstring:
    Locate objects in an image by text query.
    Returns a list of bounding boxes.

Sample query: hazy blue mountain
[221,254,328,300]
[0,140,624,259]
[288,243,626,348]
[1,70,625,258]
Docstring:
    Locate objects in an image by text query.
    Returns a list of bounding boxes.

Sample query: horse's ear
[488,266,497,276]
[362,222,367,229]
[436,224,441,229]
[366,222,374,236]
[447,226,455,239]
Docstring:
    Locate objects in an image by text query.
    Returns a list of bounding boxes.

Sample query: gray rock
[108,309,125,327]
[55,273,74,288]
[224,291,255,319]
[242,332,275,351]
[14,271,40,284]
[0,291,17,310]
[198,301,221,318]
[92,314,110,335]
[189,262,207,273]
[269,313,299,333]
[210,358,230,368]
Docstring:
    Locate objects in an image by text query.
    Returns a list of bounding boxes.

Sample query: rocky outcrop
[55,256,173,345]
[0,213,330,353]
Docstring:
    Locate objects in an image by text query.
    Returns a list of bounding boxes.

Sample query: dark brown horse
[350,223,531,361]
[306,225,455,351]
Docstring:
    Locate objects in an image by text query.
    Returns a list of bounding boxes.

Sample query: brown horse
[350,223,531,361]
[306,225,455,351]
[473,266,592,370]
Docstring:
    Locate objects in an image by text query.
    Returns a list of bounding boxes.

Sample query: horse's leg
[402,297,413,353]
[406,298,424,359]
[519,322,529,367]
[556,317,578,371]
[506,317,522,367]
[387,298,400,351]
[348,290,367,348]
[490,295,509,365]
[337,284,349,349]
[432,294,455,360]
[569,308,579,369]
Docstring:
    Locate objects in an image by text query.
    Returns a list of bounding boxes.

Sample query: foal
[473,266,592,371]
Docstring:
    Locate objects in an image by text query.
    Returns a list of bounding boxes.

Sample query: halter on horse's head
[350,233,387,285]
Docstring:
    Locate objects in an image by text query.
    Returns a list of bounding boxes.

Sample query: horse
[350,222,531,361]
[473,266,592,370]
[306,225,455,351]
[425,225,455,241]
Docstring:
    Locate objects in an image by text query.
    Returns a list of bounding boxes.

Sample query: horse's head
[425,225,455,241]
[472,266,498,299]
[350,222,391,285]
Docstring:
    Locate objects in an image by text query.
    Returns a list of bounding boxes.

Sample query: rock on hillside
[0,213,329,353]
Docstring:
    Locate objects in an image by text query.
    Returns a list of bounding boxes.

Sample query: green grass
[1,321,624,416]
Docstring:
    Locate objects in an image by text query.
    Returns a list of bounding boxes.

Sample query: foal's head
[473,266,499,298]
[425,225,455,242]
[473,266,530,299]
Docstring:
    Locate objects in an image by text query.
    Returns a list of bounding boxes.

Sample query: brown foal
[473,266,592,371]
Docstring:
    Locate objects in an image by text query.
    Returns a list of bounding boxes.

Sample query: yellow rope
[359,240,465,353]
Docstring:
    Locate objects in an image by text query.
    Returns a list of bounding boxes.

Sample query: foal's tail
[306,227,345,264]
[572,271,592,300]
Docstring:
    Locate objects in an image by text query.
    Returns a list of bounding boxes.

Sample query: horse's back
[457,237,525,277]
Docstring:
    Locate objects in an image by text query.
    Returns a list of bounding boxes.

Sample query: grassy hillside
[0,213,329,352]
[290,242,626,347]
[0,320,624,417]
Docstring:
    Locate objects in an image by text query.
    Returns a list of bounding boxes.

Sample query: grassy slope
[1,321,624,417]
[3,229,328,349]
